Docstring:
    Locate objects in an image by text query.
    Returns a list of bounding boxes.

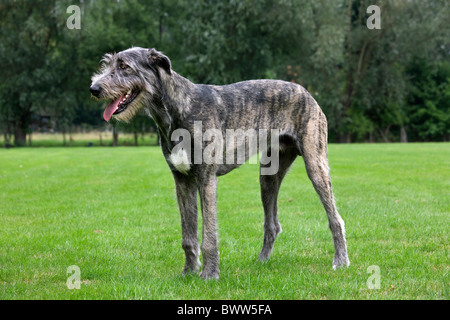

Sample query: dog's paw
[332,255,350,270]
[183,260,201,275]
[183,267,200,276]
[199,269,219,280]
[258,250,271,262]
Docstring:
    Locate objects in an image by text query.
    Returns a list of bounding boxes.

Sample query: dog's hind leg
[301,111,350,269]
[259,147,298,261]
[173,171,201,275]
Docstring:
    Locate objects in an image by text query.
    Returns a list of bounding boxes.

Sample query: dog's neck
[146,69,196,146]
[159,70,196,118]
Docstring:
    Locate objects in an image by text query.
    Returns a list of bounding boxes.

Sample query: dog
[90,47,350,279]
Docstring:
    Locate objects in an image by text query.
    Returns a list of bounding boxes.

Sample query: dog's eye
[119,63,128,70]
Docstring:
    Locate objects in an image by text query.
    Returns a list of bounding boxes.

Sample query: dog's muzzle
[90,84,102,98]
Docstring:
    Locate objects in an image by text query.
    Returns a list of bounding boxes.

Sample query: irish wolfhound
[90,47,349,280]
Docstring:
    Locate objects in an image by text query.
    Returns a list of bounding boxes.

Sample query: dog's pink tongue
[103,96,122,122]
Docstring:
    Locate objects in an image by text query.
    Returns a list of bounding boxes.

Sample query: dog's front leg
[172,171,201,275]
[198,172,220,280]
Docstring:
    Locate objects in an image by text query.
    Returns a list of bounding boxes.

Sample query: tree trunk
[62,127,67,146]
[113,126,118,147]
[379,125,391,142]
[69,125,73,147]
[339,132,351,143]
[14,125,27,147]
[400,126,408,143]
[4,129,12,147]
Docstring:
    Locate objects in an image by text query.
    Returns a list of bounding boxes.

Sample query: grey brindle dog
[90,47,349,280]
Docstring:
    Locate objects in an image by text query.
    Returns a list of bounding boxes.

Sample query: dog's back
[194,80,319,133]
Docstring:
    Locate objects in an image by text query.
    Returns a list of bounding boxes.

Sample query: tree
[0,0,60,146]
[1,0,448,145]
[406,59,450,141]
[328,0,449,142]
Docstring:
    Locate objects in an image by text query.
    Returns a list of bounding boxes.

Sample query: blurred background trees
[0,0,448,146]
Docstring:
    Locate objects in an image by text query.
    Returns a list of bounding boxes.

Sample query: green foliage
[0,0,449,144]
[406,59,450,141]
[0,0,60,145]
[182,0,279,84]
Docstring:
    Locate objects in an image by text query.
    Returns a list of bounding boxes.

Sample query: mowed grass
[0,143,448,299]
[0,132,159,147]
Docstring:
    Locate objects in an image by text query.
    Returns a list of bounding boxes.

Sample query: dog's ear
[148,48,172,75]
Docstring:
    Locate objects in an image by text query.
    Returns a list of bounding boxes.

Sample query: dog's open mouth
[103,89,140,122]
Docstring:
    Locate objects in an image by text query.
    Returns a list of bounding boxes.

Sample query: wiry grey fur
[90,47,350,280]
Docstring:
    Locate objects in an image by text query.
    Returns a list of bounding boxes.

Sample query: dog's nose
[90,84,102,97]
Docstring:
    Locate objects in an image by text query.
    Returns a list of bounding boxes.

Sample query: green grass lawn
[0,132,159,148]
[0,143,448,299]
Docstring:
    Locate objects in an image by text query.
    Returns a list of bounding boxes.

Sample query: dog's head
[90,47,172,122]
